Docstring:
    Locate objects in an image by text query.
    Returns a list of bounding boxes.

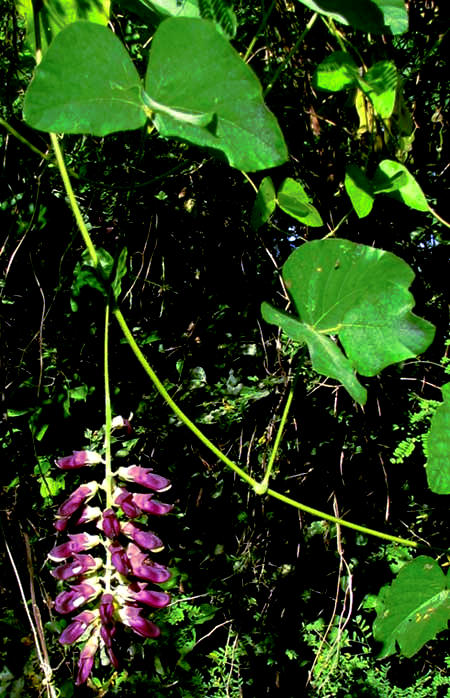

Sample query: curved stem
[428,206,450,229]
[47,124,425,551]
[49,133,98,267]
[259,381,295,492]
[113,308,257,489]
[113,306,422,549]
[266,489,419,549]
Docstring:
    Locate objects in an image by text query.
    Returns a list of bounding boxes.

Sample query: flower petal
[133,493,173,516]
[117,465,171,492]
[121,522,164,551]
[56,450,102,470]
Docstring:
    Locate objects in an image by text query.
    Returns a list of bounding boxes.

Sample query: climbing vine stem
[48,126,422,552]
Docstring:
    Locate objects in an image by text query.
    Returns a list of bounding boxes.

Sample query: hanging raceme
[49,434,172,685]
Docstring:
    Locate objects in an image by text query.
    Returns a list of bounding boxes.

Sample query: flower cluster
[50,438,172,685]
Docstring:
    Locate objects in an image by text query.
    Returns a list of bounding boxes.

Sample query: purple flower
[49,533,100,562]
[122,522,164,551]
[75,505,102,526]
[117,465,171,492]
[127,543,171,584]
[57,450,103,470]
[99,593,115,625]
[101,508,121,539]
[133,493,173,516]
[51,554,101,581]
[109,542,132,576]
[128,582,170,609]
[59,610,98,645]
[119,605,161,638]
[114,488,140,518]
[54,517,69,532]
[54,581,101,614]
[75,631,99,685]
[58,482,98,518]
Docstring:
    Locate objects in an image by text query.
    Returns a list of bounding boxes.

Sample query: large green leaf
[261,240,435,404]
[251,177,277,230]
[373,556,450,658]
[17,0,109,54]
[296,0,407,34]
[345,165,374,218]
[425,383,450,495]
[277,178,323,227]
[373,160,429,212]
[23,21,146,136]
[359,61,398,119]
[313,51,358,92]
[145,18,288,171]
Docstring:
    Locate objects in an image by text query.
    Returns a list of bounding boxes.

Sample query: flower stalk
[49,304,172,684]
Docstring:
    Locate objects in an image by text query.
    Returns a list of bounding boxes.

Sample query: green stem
[264,13,318,97]
[260,381,295,492]
[0,117,49,160]
[243,0,277,63]
[103,303,113,592]
[113,308,257,489]
[47,124,423,551]
[428,206,450,229]
[267,488,419,548]
[113,307,421,549]
[49,133,98,267]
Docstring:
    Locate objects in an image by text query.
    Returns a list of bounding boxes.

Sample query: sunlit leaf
[314,51,358,92]
[261,240,435,404]
[17,0,110,54]
[425,383,450,495]
[359,61,398,119]
[373,556,450,658]
[373,160,429,211]
[23,21,146,135]
[251,177,276,230]
[145,18,288,171]
[345,165,374,218]
[277,178,323,227]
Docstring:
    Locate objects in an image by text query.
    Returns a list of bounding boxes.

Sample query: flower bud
[109,542,132,576]
[59,610,98,645]
[132,493,173,516]
[57,450,103,470]
[75,630,99,685]
[54,581,101,614]
[51,554,101,581]
[118,605,160,638]
[101,508,121,539]
[114,488,140,518]
[121,521,164,551]
[116,465,171,492]
[58,482,98,518]
[49,533,101,562]
[127,543,171,583]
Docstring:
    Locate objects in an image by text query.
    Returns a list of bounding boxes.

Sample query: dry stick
[3,531,57,698]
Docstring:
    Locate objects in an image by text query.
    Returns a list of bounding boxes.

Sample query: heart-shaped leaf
[277,178,323,227]
[314,51,358,92]
[145,18,288,171]
[359,60,398,119]
[425,383,450,495]
[23,21,146,136]
[345,165,374,218]
[251,177,277,230]
[373,556,450,658]
[373,160,429,211]
[261,239,435,404]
